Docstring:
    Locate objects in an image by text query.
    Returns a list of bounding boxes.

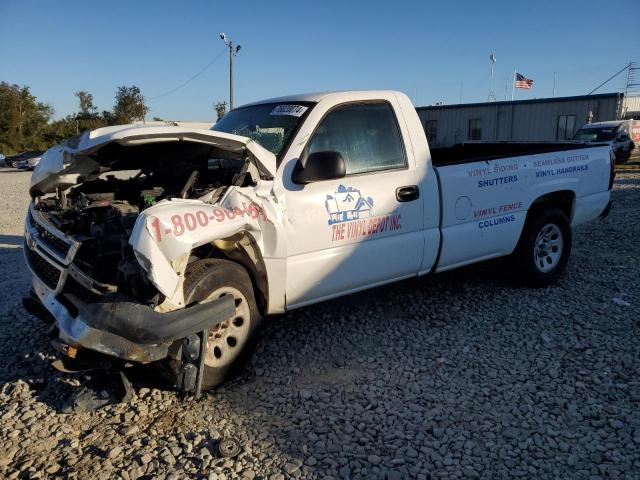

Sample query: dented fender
[129,186,282,308]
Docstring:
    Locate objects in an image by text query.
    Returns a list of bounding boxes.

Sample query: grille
[28,212,72,258]
[26,247,62,290]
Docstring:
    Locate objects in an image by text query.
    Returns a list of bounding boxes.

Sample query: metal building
[416,93,640,148]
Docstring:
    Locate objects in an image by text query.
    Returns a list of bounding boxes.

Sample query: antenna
[625,62,639,96]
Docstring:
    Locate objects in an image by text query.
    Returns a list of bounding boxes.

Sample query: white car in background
[16,154,42,171]
[6,150,44,169]
[573,120,639,163]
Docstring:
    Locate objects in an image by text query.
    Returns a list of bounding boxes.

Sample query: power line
[148,48,227,100]
[587,63,631,95]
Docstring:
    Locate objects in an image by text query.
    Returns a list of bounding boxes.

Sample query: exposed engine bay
[31,141,259,303]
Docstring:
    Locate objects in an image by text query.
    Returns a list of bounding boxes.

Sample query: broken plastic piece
[61,370,134,413]
[177,363,198,392]
[177,329,208,399]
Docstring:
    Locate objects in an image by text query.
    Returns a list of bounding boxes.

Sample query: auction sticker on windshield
[270,105,308,117]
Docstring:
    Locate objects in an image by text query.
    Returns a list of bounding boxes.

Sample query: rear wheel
[514,208,572,287]
[159,259,262,390]
[616,153,630,164]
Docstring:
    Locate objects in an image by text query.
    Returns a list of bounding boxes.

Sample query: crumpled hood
[30,124,277,196]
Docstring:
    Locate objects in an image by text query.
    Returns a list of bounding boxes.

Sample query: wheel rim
[534,223,563,273]
[202,286,251,368]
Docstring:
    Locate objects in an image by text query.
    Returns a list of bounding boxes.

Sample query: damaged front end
[23,125,279,390]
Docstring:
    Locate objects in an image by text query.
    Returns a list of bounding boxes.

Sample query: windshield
[573,127,618,142]
[212,102,312,156]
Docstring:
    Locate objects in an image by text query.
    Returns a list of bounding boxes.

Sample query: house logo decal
[325,185,375,225]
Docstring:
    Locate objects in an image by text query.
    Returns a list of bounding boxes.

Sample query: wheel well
[529,190,575,221]
[516,191,575,250]
[189,232,269,314]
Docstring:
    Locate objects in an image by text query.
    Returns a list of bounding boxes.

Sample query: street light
[220,33,241,110]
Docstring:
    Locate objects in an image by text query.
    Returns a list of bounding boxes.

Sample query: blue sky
[1,0,638,121]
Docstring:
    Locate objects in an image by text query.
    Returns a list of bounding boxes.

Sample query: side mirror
[618,133,630,141]
[292,151,346,184]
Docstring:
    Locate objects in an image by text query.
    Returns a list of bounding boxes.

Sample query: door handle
[396,185,420,202]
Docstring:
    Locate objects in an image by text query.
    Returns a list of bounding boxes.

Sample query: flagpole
[511,68,516,100]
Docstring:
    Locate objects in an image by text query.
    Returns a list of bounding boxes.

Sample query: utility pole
[220,33,241,110]
[488,54,497,102]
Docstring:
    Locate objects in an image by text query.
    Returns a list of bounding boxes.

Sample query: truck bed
[431,143,611,272]
[430,142,606,166]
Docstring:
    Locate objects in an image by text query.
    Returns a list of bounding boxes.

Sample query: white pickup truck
[24,91,613,392]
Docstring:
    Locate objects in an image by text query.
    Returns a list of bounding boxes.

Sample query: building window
[426,120,438,145]
[557,115,576,140]
[469,119,482,141]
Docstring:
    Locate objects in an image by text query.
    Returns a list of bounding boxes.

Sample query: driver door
[281,101,424,308]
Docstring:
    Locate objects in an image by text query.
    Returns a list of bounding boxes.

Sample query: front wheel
[158,259,262,391]
[513,208,572,287]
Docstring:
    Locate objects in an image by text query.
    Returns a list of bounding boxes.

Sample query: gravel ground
[0,164,639,480]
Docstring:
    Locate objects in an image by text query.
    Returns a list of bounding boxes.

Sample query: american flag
[514,72,534,89]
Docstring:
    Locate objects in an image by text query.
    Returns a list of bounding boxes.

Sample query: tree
[72,90,108,134]
[0,83,151,155]
[113,85,149,124]
[0,82,53,153]
[75,91,96,116]
[101,110,116,126]
[214,101,227,121]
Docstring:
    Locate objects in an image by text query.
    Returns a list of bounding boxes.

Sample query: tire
[513,207,572,287]
[616,154,629,164]
[158,259,262,391]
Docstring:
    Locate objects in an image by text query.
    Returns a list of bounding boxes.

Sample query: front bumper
[29,276,235,362]
[23,202,235,363]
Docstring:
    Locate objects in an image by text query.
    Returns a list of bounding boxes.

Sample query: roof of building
[416,92,623,111]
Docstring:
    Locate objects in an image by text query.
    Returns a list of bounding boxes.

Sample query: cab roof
[240,90,404,108]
